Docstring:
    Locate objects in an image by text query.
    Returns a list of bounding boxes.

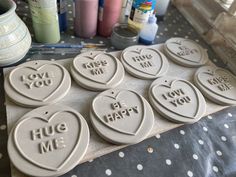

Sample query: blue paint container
[57,0,67,32]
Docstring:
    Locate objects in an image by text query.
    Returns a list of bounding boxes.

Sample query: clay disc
[90,89,154,144]
[164,37,208,67]
[149,76,206,123]
[8,104,90,177]
[71,51,125,91]
[4,60,71,107]
[121,45,169,79]
[194,66,236,105]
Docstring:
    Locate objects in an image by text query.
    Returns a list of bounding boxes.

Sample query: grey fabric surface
[0,1,235,177]
[62,106,236,177]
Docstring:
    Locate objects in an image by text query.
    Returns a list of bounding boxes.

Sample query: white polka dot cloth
[0,0,234,177]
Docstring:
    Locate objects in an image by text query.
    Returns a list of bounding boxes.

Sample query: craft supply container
[111,23,139,50]
[0,0,31,66]
[28,0,60,43]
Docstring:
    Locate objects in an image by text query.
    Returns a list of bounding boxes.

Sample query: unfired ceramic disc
[194,66,236,105]
[71,51,125,91]
[121,45,169,79]
[4,60,71,107]
[90,89,154,144]
[164,37,208,67]
[8,104,90,177]
[149,76,206,123]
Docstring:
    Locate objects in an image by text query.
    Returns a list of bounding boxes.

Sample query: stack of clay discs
[8,104,90,177]
[90,89,154,144]
[121,45,169,79]
[70,51,125,91]
[149,76,206,123]
[194,66,236,105]
[4,60,71,107]
[164,37,208,67]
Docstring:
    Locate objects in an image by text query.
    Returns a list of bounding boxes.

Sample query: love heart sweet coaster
[8,104,90,177]
[70,51,125,91]
[4,44,228,177]
[164,37,209,67]
[194,66,236,105]
[4,60,71,107]
[149,76,206,123]
[121,45,169,79]
[90,89,154,144]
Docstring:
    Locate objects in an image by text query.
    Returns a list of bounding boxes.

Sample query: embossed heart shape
[13,111,81,171]
[73,53,118,85]
[9,64,65,102]
[166,40,202,63]
[92,91,145,135]
[197,68,236,101]
[123,48,164,76]
[151,80,200,118]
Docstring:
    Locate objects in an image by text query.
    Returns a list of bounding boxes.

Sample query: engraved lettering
[21,75,27,82]
[31,122,68,140]
[24,81,34,89]
[163,89,191,107]
[170,100,177,107]
[132,106,139,113]
[44,79,53,86]
[43,125,54,137]
[21,72,55,89]
[207,76,233,92]
[177,97,186,105]
[104,116,109,123]
[111,102,126,110]
[104,106,139,123]
[31,122,68,154]
[114,112,122,120]
[84,63,92,69]
[39,137,66,154]
[38,72,46,79]
[162,94,168,100]
[104,114,114,122]
[83,60,109,76]
[56,122,68,133]
[54,137,66,150]
[83,60,108,69]
[40,140,53,154]
[177,46,198,56]
[91,68,105,75]
[140,61,153,68]
[34,80,44,88]
[165,89,184,98]
[132,54,152,62]
[132,54,155,68]
[170,96,191,107]
[28,74,37,80]
[31,128,43,141]
[218,83,233,91]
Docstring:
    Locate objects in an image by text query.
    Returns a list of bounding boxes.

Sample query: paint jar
[111,23,139,50]
[28,0,60,43]
[155,0,170,21]
[119,0,133,23]
[128,0,156,31]
[57,0,67,32]
[139,15,158,45]
[98,0,123,37]
[74,0,98,38]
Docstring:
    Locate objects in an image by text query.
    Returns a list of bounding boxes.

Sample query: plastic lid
[148,15,157,24]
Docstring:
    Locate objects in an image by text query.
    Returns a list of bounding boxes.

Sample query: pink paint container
[98,0,122,37]
[74,0,98,38]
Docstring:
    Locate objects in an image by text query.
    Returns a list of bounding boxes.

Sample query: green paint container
[28,0,60,43]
